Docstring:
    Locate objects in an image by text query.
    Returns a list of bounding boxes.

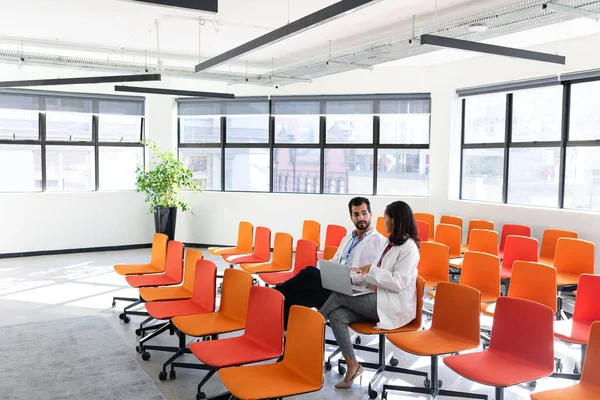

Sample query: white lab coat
[330,229,388,268]
[352,238,419,330]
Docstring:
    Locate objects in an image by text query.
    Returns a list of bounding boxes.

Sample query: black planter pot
[154,206,177,240]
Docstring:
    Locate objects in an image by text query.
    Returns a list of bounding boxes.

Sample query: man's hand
[351,264,371,276]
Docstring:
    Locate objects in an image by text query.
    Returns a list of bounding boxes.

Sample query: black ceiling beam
[420,34,566,65]
[0,74,161,88]
[126,0,217,13]
[114,85,234,99]
[194,0,382,73]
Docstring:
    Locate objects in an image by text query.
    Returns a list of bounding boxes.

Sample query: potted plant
[136,139,201,240]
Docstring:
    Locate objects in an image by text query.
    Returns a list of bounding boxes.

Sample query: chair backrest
[301,220,321,249]
[191,259,217,311]
[488,297,554,372]
[553,238,595,277]
[414,213,435,240]
[573,274,600,324]
[237,221,254,253]
[324,224,347,248]
[433,223,462,258]
[182,249,204,291]
[440,215,463,230]
[272,232,293,269]
[294,240,317,273]
[164,240,185,281]
[243,286,284,355]
[281,306,325,388]
[499,224,530,255]
[465,219,494,245]
[508,261,557,314]
[430,282,481,347]
[501,235,538,274]
[416,220,429,242]
[404,275,426,330]
[539,229,578,262]
[219,269,253,324]
[252,226,272,260]
[460,251,501,300]
[322,246,338,261]
[150,233,169,268]
[582,321,600,387]
[417,242,449,284]
[376,216,390,238]
[468,229,498,256]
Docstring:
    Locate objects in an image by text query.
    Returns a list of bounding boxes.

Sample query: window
[461,148,504,202]
[0,90,145,193]
[178,94,431,195]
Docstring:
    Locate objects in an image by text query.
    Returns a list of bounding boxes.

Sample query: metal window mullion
[558,83,570,209]
[459,98,466,200]
[40,112,47,192]
[93,115,99,191]
[319,114,326,194]
[221,116,226,192]
[503,93,513,204]
[269,114,274,193]
[373,115,379,196]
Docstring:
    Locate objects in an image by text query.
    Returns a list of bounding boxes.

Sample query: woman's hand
[351,264,372,276]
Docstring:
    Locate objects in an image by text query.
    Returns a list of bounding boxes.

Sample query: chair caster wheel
[369,389,378,399]
[159,371,167,381]
[529,381,537,388]
[574,366,580,374]
[382,391,388,400]
[424,378,431,388]
[355,336,362,345]
[119,313,125,320]
[135,329,142,336]
[324,361,332,371]
[338,365,346,375]
[112,300,116,308]
[170,370,176,380]
[135,346,142,354]
[439,380,443,388]
[123,316,131,324]
[196,393,206,400]
[390,357,399,366]
[142,352,151,361]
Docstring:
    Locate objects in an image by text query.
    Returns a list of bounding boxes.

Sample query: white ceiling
[0,0,520,73]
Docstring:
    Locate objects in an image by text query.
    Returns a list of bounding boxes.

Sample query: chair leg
[495,387,504,400]
[196,368,218,398]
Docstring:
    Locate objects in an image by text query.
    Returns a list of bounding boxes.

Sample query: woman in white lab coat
[319,200,420,389]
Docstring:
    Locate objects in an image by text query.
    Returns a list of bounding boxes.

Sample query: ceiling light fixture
[468,22,489,32]
[0,73,161,88]
[114,85,234,99]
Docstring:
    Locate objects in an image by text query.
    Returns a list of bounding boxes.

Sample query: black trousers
[273,266,332,329]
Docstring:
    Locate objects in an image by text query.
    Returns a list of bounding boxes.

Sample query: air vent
[125,0,217,13]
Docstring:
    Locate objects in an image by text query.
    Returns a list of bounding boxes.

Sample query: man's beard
[355,220,369,230]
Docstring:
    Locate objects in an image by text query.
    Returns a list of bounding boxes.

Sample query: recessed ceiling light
[468,22,489,32]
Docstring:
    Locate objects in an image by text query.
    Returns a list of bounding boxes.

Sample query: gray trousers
[319,292,378,360]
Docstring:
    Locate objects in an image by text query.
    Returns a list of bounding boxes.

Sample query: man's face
[350,203,372,232]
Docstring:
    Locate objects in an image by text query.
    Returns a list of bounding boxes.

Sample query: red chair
[317,224,347,259]
[416,220,429,242]
[500,235,538,279]
[259,239,317,286]
[125,241,185,288]
[187,286,284,399]
[444,297,555,400]
[498,224,530,259]
[223,226,271,266]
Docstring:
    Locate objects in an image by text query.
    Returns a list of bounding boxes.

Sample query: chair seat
[460,244,468,254]
[224,254,268,265]
[481,302,496,317]
[208,247,247,257]
[259,271,297,286]
[538,256,554,267]
[125,274,180,288]
[449,258,463,268]
[139,286,192,302]
[349,320,419,335]
[500,268,511,280]
[444,350,553,387]
[114,263,162,276]
[172,312,245,337]
[555,319,594,345]
[241,262,291,274]
[557,272,580,287]
[316,251,325,260]
[530,382,600,400]
[189,336,281,368]
[146,299,212,320]
[424,279,444,289]
[430,289,496,304]
[387,329,479,356]
[219,363,321,400]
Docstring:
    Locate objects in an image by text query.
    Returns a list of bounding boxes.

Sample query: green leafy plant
[136,139,202,213]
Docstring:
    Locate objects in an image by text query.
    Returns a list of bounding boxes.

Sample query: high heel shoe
[335,364,364,389]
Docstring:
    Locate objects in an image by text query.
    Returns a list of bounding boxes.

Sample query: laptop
[319,259,375,297]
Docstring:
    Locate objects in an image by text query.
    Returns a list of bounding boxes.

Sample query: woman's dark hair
[385,201,420,248]
[348,196,371,215]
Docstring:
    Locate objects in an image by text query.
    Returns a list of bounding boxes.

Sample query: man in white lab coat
[275,197,388,328]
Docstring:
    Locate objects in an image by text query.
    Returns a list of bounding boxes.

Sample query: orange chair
[433,223,461,259]
[293,219,320,252]
[259,239,317,286]
[187,286,284,398]
[414,213,434,240]
[317,224,346,259]
[461,219,494,253]
[241,232,292,274]
[114,233,168,275]
[137,260,217,361]
[166,269,253,376]
[553,238,594,287]
[449,229,498,268]
[416,220,429,242]
[376,216,390,238]
[417,242,449,289]
[440,215,463,230]
[500,235,538,280]
[223,226,271,266]
[322,245,338,261]
[532,321,600,400]
[383,282,483,400]
[208,221,253,257]
[336,276,428,399]
[499,224,530,259]
[539,229,578,266]
[444,297,555,400]
[219,306,325,400]
[553,274,600,381]
[482,261,557,317]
